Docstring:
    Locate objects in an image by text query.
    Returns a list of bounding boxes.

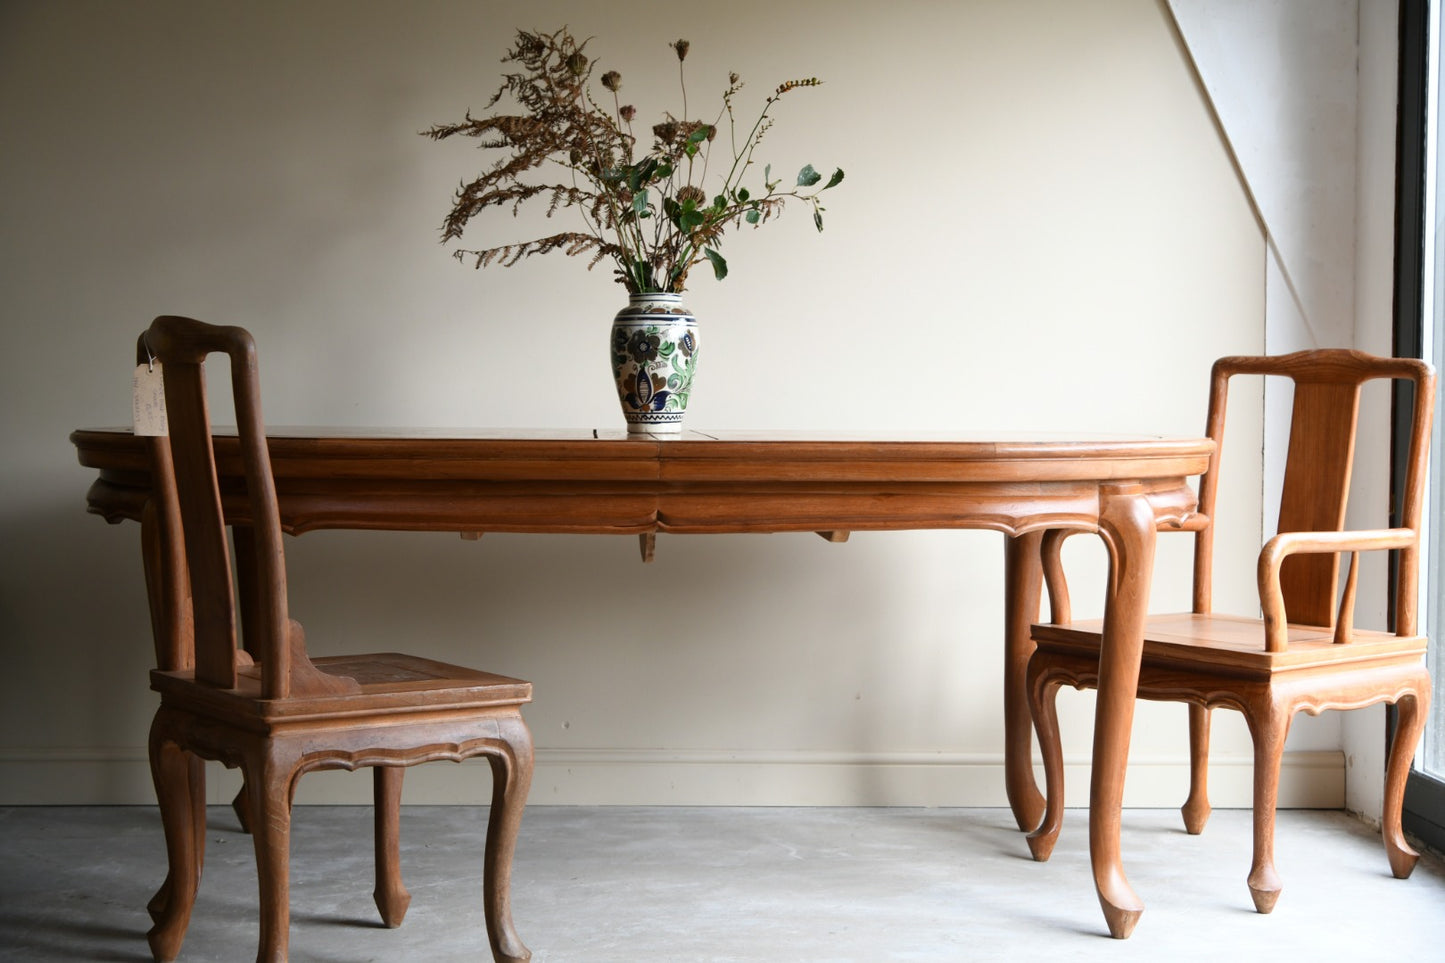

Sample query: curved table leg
[1003,531,1046,832]
[1090,485,1156,939]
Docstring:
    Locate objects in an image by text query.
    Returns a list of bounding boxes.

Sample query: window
[1404,0,1445,850]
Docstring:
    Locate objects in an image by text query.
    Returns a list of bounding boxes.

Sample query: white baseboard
[0,747,1344,808]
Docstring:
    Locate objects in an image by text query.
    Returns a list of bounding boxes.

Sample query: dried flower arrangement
[423,27,843,294]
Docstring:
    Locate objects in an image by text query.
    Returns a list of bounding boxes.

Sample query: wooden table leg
[1090,485,1156,939]
[1003,531,1046,832]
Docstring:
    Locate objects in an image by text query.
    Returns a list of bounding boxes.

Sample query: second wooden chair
[1025,349,1433,914]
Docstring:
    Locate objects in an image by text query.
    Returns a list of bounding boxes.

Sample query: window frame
[1399,0,1445,853]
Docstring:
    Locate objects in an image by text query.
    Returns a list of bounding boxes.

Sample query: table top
[73,426,1212,538]
[72,426,1213,480]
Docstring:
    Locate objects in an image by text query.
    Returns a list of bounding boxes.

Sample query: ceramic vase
[610,292,698,434]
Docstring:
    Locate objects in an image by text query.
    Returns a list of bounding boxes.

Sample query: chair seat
[152,652,532,720]
[1033,613,1426,680]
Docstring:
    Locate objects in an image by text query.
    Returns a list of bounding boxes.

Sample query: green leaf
[632,260,655,291]
[737,186,750,203]
[796,164,821,187]
[745,209,761,225]
[824,168,845,190]
[679,209,706,232]
[704,247,728,280]
[813,210,824,232]
[632,190,649,215]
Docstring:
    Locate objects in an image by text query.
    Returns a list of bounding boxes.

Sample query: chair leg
[1025,659,1067,862]
[232,785,252,834]
[146,713,203,962]
[1181,704,1212,835]
[247,755,296,963]
[1244,705,1290,914]
[1383,678,1430,879]
[150,753,208,922]
[482,714,535,963]
[373,766,412,927]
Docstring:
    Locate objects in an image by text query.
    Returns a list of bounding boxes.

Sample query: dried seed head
[619,104,636,123]
[677,185,707,206]
[729,72,740,85]
[601,70,621,92]
[565,51,588,76]
[672,39,690,62]
[774,77,821,96]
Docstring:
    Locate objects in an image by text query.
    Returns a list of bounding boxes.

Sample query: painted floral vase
[610,292,698,433]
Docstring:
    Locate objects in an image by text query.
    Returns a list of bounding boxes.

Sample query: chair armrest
[1257,528,1416,651]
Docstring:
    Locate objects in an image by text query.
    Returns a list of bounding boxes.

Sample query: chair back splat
[1193,350,1434,633]
[144,316,350,699]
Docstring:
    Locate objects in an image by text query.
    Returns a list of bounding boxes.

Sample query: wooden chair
[136,316,535,963]
[1025,349,1434,914]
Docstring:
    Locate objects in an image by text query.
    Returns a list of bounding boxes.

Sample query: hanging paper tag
[132,362,168,436]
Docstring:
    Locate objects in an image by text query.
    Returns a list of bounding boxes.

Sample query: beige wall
[0,0,1280,806]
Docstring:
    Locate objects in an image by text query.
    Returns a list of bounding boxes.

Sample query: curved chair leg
[248,754,296,963]
[1025,659,1068,861]
[232,785,252,834]
[1181,704,1212,835]
[1244,704,1290,914]
[483,715,535,963]
[146,713,203,962]
[1383,679,1430,879]
[373,766,412,927]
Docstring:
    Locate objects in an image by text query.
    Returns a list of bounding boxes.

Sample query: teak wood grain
[1026,349,1435,919]
[74,346,1216,941]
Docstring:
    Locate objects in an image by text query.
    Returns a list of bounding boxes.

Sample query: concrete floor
[2,805,1442,962]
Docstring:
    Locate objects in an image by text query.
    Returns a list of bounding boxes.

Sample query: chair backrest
[141,316,297,698]
[1192,349,1435,635]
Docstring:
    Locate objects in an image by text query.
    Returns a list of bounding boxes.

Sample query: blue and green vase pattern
[611,293,698,433]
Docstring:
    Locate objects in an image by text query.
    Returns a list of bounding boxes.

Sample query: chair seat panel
[151,652,532,721]
[311,652,528,692]
[1033,613,1425,677]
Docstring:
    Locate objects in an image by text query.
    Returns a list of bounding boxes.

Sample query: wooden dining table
[71,426,1214,939]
